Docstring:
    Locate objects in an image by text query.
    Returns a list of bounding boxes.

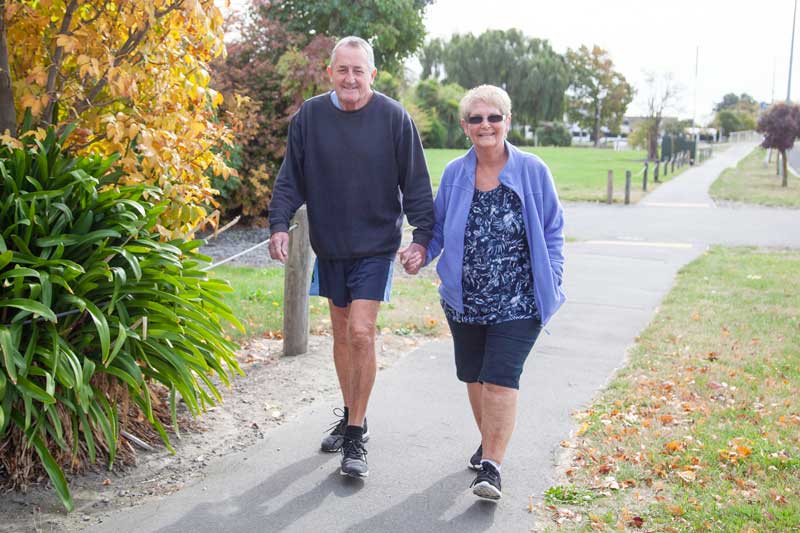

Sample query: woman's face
[461,101,511,150]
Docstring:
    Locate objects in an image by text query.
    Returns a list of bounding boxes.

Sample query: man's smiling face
[327,45,377,111]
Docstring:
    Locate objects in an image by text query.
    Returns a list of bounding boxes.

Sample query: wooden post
[624,170,631,205]
[663,158,669,177]
[606,169,614,204]
[777,150,781,176]
[654,160,660,182]
[283,206,312,357]
[671,156,676,172]
[643,162,648,191]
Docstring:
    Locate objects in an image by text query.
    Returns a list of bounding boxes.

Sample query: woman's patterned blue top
[443,184,539,324]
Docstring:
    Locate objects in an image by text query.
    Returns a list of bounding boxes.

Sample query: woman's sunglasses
[466,114,505,125]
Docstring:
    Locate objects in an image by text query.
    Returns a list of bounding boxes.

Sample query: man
[268,36,433,479]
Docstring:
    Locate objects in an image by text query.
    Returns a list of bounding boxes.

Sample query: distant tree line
[418,31,633,148]
[713,93,759,137]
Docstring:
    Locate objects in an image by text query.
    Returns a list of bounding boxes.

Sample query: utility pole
[789,0,798,103]
[773,57,777,103]
[693,45,699,126]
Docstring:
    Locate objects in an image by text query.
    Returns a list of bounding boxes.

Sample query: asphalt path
[91,141,796,533]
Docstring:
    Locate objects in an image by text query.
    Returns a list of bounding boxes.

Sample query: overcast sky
[221,0,799,125]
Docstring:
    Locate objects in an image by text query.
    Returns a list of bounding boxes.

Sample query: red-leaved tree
[757,102,800,187]
[211,5,332,222]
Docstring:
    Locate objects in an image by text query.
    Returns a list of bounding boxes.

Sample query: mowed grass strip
[210,264,445,341]
[542,247,800,531]
[425,146,682,203]
[711,147,800,208]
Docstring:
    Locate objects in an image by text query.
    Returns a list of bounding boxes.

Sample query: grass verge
[540,247,800,531]
[711,147,800,208]
[209,265,445,341]
[425,146,689,203]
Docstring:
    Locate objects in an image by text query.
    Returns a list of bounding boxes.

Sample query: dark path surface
[91,141,797,533]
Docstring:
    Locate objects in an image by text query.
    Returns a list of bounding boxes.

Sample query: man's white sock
[481,459,501,472]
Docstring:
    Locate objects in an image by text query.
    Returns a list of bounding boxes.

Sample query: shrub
[424,117,448,149]
[507,128,529,146]
[536,123,572,147]
[0,128,242,511]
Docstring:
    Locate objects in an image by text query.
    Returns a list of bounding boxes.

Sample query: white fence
[728,130,761,143]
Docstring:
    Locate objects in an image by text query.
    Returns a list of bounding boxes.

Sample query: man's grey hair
[330,36,376,71]
[459,85,512,121]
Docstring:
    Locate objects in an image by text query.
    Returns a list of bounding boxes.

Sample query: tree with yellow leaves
[0,0,234,236]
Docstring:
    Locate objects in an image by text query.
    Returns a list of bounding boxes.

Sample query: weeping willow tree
[420,29,570,128]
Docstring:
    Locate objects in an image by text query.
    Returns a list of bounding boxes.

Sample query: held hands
[268,231,289,262]
[398,243,426,275]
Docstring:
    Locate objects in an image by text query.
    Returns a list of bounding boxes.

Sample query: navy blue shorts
[446,317,542,389]
[310,255,394,308]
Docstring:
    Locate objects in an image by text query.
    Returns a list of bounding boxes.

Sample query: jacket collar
[461,141,521,186]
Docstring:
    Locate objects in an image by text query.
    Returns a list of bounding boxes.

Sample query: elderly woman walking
[401,85,565,500]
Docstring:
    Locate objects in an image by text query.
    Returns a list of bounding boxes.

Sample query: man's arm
[268,115,305,261]
[396,112,434,248]
[269,114,306,235]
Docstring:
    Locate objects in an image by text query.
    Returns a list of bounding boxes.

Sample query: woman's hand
[398,243,426,275]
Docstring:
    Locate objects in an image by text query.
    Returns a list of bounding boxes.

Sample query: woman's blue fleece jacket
[425,142,566,326]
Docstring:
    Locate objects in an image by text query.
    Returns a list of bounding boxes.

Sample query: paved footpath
[91,142,800,533]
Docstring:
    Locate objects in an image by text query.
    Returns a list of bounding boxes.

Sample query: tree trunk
[781,149,789,187]
[593,100,600,147]
[647,119,660,161]
[0,1,16,136]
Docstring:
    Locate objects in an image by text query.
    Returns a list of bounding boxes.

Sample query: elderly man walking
[268,36,433,478]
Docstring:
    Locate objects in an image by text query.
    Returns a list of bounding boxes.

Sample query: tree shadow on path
[153,453,497,533]
[155,452,345,532]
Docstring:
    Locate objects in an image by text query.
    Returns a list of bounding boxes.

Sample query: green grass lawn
[209,265,445,341]
[542,247,800,530]
[425,146,681,203]
[711,147,800,207]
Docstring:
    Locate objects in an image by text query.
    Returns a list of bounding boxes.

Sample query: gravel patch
[198,226,282,269]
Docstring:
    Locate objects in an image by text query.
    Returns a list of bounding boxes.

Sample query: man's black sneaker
[469,444,483,471]
[321,410,369,452]
[471,462,502,500]
[320,408,346,452]
[340,437,369,478]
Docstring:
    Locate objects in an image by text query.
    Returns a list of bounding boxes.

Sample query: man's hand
[398,243,426,275]
[269,231,289,262]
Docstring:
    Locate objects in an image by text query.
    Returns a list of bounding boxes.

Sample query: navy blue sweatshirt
[268,91,434,259]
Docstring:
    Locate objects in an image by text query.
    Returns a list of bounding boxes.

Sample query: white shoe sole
[468,462,482,471]
[340,468,369,478]
[472,481,502,500]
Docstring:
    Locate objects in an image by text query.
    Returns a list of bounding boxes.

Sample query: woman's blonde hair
[459,85,512,121]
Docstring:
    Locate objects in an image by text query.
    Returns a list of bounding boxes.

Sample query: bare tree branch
[80,0,110,25]
[42,0,79,126]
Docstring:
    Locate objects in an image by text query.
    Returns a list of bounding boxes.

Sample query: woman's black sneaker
[340,437,369,478]
[471,462,502,500]
[469,444,483,470]
[321,409,369,452]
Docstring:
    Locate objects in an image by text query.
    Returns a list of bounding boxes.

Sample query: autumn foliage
[2,0,234,236]
[211,2,333,222]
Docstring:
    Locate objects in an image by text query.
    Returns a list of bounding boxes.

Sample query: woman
[402,85,565,501]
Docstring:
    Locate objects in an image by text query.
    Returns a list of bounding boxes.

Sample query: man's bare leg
[328,301,352,408]
[345,299,380,427]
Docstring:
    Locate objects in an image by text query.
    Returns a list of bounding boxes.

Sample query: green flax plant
[0,126,242,511]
